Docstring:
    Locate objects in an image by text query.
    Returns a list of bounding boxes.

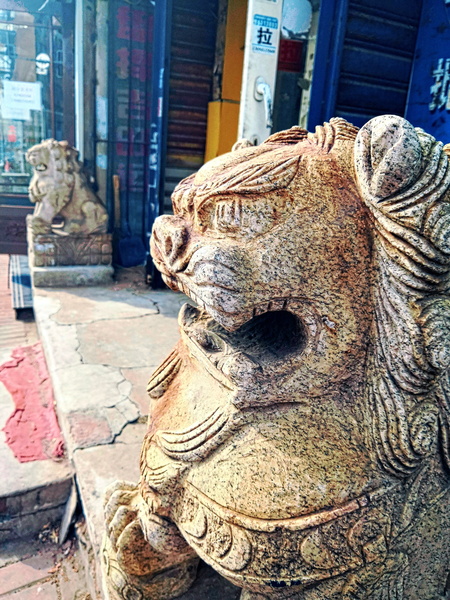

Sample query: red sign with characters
[278,39,303,72]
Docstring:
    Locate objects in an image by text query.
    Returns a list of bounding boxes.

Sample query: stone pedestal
[28,226,113,287]
[31,264,113,287]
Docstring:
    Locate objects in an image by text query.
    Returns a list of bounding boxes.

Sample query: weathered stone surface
[102,115,449,599]
[33,287,185,462]
[77,316,183,369]
[121,367,154,417]
[35,286,161,324]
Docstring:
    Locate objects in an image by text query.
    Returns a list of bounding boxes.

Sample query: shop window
[0,6,63,197]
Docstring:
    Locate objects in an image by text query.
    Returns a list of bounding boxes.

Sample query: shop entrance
[0,1,74,254]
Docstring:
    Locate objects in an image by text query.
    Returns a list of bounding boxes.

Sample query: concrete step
[0,254,73,545]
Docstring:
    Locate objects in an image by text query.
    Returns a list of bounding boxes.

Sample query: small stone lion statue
[103,116,450,600]
[26,139,108,235]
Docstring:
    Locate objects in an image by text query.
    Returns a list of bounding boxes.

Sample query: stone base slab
[27,226,112,268]
[32,265,114,287]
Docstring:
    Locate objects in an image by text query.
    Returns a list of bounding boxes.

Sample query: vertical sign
[238,0,282,144]
[405,1,450,142]
[252,14,279,54]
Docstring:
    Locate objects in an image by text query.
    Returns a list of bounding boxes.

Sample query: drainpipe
[74,0,84,160]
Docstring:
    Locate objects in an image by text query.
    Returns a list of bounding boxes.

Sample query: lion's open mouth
[179,302,308,378]
[35,163,47,171]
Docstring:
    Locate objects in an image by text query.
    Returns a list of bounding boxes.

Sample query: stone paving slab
[0,547,57,595]
[2,580,59,599]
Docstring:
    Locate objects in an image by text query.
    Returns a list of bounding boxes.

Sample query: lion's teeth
[270,299,286,311]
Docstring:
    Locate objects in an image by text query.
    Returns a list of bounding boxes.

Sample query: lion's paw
[29,215,52,235]
[102,481,199,600]
[104,480,141,553]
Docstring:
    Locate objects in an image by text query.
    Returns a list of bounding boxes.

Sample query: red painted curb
[0,342,64,463]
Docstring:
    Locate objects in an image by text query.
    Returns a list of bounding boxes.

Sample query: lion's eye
[213,200,243,232]
[207,198,285,237]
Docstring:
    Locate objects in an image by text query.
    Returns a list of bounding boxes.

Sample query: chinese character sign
[429,58,450,111]
[405,0,450,142]
[252,15,279,54]
[1,80,42,121]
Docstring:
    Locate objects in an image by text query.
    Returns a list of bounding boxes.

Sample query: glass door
[0,5,64,199]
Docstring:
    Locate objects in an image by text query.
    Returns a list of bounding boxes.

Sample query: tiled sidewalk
[0,537,90,599]
[0,256,38,363]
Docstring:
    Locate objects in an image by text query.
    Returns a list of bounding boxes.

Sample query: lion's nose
[152,215,191,272]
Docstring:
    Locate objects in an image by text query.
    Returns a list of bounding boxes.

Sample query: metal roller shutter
[335,0,423,127]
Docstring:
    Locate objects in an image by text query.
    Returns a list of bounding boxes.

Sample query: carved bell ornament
[103,115,450,600]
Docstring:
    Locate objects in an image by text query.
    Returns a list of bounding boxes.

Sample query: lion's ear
[354,115,423,200]
[232,139,253,151]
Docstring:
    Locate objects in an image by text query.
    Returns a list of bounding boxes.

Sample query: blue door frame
[307,0,348,130]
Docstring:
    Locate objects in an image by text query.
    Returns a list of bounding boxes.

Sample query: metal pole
[74,0,84,159]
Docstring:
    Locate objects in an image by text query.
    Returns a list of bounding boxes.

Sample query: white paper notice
[2,80,42,121]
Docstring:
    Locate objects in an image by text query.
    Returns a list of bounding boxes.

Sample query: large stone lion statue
[26,139,108,235]
[103,116,450,600]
